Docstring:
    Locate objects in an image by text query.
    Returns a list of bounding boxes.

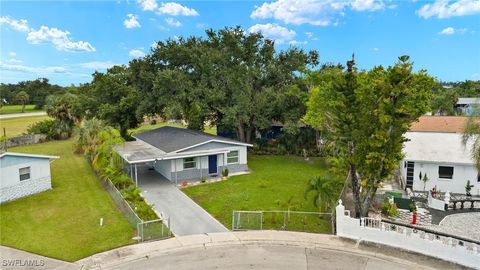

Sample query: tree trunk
[246,127,253,144]
[237,121,246,142]
[120,126,128,139]
[348,141,363,217]
[360,185,377,217]
[21,103,25,113]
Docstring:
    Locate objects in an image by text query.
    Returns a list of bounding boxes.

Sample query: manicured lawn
[183,155,334,233]
[0,115,51,138]
[0,140,135,261]
[0,105,43,114]
[131,122,216,135]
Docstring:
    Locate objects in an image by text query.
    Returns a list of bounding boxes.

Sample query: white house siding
[400,160,480,195]
[0,156,52,203]
[153,159,172,181]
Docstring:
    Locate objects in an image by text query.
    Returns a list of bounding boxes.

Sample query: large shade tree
[304,55,435,217]
[134,27,319,142]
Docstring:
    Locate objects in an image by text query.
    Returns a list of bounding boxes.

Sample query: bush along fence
[336,200,479,269]
[101,177,171,241]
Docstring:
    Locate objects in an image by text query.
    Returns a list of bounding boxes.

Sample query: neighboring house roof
[409,116,467,133]
[403,132,473,165]
[0,152,59,159]
[457,98,480,105]
[133,126,252,153]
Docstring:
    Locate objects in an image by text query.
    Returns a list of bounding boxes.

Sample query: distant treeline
[0,78,68,109]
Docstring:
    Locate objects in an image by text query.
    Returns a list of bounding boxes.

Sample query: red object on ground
[412,212,417,224]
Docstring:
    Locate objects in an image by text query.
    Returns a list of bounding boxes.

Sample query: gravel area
[435,212,480,241]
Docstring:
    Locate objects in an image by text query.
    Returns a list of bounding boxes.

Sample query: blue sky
[1,0,479,86]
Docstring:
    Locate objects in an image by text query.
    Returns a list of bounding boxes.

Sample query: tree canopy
[304,55,435,217]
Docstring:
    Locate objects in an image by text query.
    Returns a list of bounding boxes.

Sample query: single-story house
[409,116,466,133]
[399,132,479,195]
[455,97,480,116]
[0,152,59,203]
[116,126,252,185]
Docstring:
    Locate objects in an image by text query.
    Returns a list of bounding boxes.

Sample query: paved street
[136,165,228,236]
[0,112,47,119]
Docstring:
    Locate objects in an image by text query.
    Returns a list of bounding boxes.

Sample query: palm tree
[15,91,29,113]
[305,176,342,212]
[74,118,108,159]
[462,116,480,169]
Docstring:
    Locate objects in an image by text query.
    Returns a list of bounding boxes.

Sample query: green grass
[0,115,51,138]
[131,121,216,135]
[183,155,334,233]
[0,140,135,261]
[0,105,43,115]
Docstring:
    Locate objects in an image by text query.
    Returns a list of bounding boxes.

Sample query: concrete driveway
[137,165,228,236]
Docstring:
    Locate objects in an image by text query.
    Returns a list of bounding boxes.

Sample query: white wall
[0,156,51,189]
[179,142,248,165]
[335,201,480,269]
[400,159,479,195]
[154,160,172,180]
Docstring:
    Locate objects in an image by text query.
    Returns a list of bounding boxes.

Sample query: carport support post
[134,164,138,186]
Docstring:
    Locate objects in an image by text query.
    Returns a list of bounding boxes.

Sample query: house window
[19,167,31,181]
[227,151,239,164]
[438,166,454,179]
[183,157,196,169]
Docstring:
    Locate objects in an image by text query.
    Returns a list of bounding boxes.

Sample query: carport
[116,140,230,185]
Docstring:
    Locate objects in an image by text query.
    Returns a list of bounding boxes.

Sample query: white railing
[336,200,480,269]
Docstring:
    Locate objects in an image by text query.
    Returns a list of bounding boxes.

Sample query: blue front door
[208,155,217,174]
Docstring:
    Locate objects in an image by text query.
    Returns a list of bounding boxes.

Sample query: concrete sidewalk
[0,112,47,119]
[76,231,464,270]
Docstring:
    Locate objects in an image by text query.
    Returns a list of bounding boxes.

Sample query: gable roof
[409,116,467,133]
[133,126,252,153]
[0,152,59,159]
[404,132,473,165]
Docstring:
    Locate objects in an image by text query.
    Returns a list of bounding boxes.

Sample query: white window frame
[183,157,197,170]
[227,150,239,164]
[19,167,31,181]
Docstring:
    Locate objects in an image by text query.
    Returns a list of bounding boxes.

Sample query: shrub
[408,202,417,212]
[222,168,229,178]
[27,119,72,140]
[381,200,400,217]
[200,177,207,183]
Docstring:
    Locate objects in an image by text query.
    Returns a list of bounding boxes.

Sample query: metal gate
[137,218,172,242]
[232,210,333,234]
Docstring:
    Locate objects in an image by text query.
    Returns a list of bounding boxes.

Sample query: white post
[174,159,178,185]
[135,164,138,186]
[335,200,345,235]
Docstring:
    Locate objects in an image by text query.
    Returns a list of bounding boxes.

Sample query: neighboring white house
[399,132,479,195]
[116,126,252,185]
[455,97,480,116]
[0,152,59,203]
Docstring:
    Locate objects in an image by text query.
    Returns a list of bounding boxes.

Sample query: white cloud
[8,52,16,57]
[1,16,95,52]
[248,23,296,44]
[129,49,146,58]
[289,40,308,45]
[27,26,95,52]
[418,0,480,19]
[439,26,468,35]
[79,61,116,69]
[138,0,158,11]
[0,16,30,32]
[350,0,384,11]
[371,47,380,52]
[305,32,314,38]
[157,2,199,16]
[124,14,141,29]
[250,0,386,26]
[7,58,22,64]
[0,62,67,74]
[196,23,208,29]
[151,41,158,49]
[165,17,182,27]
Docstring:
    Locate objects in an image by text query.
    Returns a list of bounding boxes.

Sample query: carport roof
[132,126,252,153]
[115,140,231,164]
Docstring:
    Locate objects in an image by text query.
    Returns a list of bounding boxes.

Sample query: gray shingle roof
[133,126,247,153]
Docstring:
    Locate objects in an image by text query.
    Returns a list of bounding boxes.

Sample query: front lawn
[0,140,134,261]
[0,105,43,115]
[183,155,334,232]
[0,115,51,138]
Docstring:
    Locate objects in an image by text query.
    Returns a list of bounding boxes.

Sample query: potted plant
[465,180,474,197]
[222,168,229,180]
[422,173,429,191]
[408,201,417,213]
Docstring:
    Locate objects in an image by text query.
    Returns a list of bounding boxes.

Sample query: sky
[0,0,479,86]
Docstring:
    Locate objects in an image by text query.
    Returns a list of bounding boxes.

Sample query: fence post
[232,211,235,230]
[260,212,263,230]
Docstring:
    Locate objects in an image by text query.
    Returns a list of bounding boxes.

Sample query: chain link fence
[102,178,172,241]
[232,210,333,234]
